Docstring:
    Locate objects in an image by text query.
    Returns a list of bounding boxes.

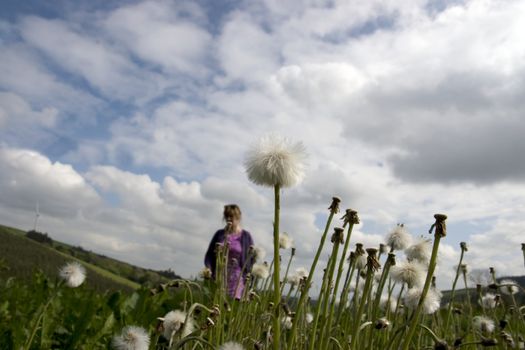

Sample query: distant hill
[0,224,179,293]
[441,275,525,306]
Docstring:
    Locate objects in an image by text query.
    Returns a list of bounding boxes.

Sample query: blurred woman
[204,204,254,299]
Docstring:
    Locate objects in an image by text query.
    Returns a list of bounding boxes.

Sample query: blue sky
[1,0,525,290]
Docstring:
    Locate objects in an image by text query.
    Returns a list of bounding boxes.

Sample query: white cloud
[1,0,525,292]
[0,147,101,219]
[0,92,58,128]
[216,12,279,83]
[0,44,101,119]
[104,1,212,75]
[19,16,164,102]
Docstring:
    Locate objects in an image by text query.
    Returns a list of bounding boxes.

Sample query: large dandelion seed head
[244,134,306,188]
[251,246,266,262]
[385,224,412,251]
[479,293,497,309]
[405,237,432,264]
[251,262,270,279]
[59,261,86,288]
[403,288,441,314]
[390,260,426,288]
[112,326,150,350]
[281,316,293,330]
[379,294,398,313]
[468,268,492,287]
[162,310,194,340]
[279,232,294,249]
[473,316,495,334]
[499,279,520,295]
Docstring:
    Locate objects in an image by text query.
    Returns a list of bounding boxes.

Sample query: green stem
[272,184,281,350]
[350,264,374,349]
[444,247,465,332]
[287,200,339,350]
[326,223,356,330]
[24,283,62,350]
[280,249,294,295]
[401,233,443,350]
[319,234,343,349]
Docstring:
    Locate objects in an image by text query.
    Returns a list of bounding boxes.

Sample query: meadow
[1,136,524,349]
[0,203,524,350]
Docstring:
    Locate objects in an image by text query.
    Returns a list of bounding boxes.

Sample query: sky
[1,0,525,291]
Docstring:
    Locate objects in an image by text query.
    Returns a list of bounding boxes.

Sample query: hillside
[0,224,178,293]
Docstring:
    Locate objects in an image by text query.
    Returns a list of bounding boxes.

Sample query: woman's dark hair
[223,204,242,221]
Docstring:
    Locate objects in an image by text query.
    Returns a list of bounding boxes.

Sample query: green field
[0,224,178,293]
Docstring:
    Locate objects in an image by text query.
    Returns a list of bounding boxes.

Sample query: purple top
[226,232,244,298]
[204,229,255,298]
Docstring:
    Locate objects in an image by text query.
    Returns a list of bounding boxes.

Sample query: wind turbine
[33,202,40,232]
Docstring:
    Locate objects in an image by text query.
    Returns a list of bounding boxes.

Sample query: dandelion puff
[405,237,432,263]
[281,316,293,330]
[355,254,367,270]
[305,313,313,324]
[390,260,427,288]
[252,246,266,262]
[251,262,270,279]
[59,261,86,288]
[199,267,212,279]
[499,279,520,295]
[112,326,150,350]
[479,293,497,309]
[295,267,308,279]
[468,268,491,287]
[403,288,441,314]
[374,270,383,283]
[279,232,294,249]
[286,274,300,286]
[379,295,397,313]
[286,267,308,286]
[161,310,195,340]
[385,224,412,251]
[244,134,306,188]
[219,341,245,350]
[473,316,495,333]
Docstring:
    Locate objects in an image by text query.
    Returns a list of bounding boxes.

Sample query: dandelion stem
[286,197,340,350]
[280,249,294,295]
[272,183,281,350]
[400,214,447,350]
[326,221,356,333]
[350,255,374,349]
[444,244,466,332]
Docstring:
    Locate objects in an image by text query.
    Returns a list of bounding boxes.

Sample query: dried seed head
[374,317,391,330]
[331,227,345,244]
[499,319,508,330]
[341,208,360,226]
[355,243,365,255]
[429,214,447,237]
[480,338,497,347]
[328,196,341,213]
[366,248,381,272]
[434,340,449,350]
[460,242,468,251]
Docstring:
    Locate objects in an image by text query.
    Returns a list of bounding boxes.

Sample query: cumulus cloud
[0,147,101,219]
[104,1,212,75]
[19,16,164,102]
[1,0,524,290]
